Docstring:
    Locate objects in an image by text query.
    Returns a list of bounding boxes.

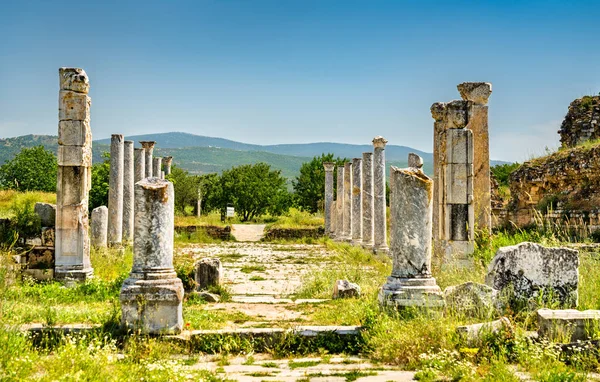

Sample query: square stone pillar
[122,140,135,243]
[379,157,444,309]
[458,82,492,232]
[120,178,184,334]
[372,136,389,254]
[323,162,335,235]
[361,152,374,247]
[55,67,93,281]
[351,158,362,244]
[108,134,124,246]
[140,141,155,178]
[343,162,352,241]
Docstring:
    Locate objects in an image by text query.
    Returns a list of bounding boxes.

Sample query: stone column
[152,157,162,178]
[351,158,362,244]
[379,159,444,308]
[123,140,135,243]
[120,178,184,334]
[458,82,492,232]
[336,167,344,239]
[163,156,173,175]
[91,206,108,248]
[323,162,335,235]
[343,162,352,240]
[140,141,155,178]
[431,99,475,266]
[361,152,374,247]
[55,67,93,281]
[373,136,389,253]
[329,200,337,237]
[108,134,124,246]
[134,148,145,183]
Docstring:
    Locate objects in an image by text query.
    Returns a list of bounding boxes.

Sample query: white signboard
[226,206,235,217]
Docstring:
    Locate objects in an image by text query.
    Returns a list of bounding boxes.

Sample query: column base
[373,246,389,256]
[379,276,445,309]
[351,238,362,245]
[120,271,184,334]
[54,266,94,282]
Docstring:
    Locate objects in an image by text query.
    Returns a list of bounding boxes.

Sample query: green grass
[0,190,56,218]
[240,265,266,274]
[288,359,321,369]
[249,275,266,281]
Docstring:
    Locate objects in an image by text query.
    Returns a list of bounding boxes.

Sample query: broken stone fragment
[456,317,511,345]
[34,203,56,227]
[59,67,89,94]
[191,291,220,303]
[538,308,600,342]
[194,258,223,291]
[333,280,360,299]
[444,281,499,318]
[457,82,492,105]
[486,242,579,308]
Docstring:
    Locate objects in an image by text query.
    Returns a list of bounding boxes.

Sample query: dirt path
[231,224,266,242]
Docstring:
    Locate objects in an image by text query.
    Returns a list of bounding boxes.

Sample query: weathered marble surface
[134,148,145,182]
[152,157,162,178]
[91,206,108,248]
[163,156,173,175]
[140,141,155,178]
[194,258,223,290]
[336,166,344,239]
[538,308,600,342]
[351,158,362,243]
[372,136,388,253]
[342,162,352,240]
[120,178,184,334]
[361,152,374,247]
[323,162,335,235]
[108,134,124,246]
[122,141,134,242]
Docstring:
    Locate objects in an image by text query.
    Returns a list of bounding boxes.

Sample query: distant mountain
[0,132,508,180]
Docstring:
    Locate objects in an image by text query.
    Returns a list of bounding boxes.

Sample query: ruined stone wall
[559,96,600,148]
[506,143,600,229]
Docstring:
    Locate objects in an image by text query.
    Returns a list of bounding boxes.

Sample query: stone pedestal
[323,162,335,236]
[120,178,184,334]
[153,157,162,178]
[91,206,108,248]
[140,141,155,178]
[351,158,362,244]
[336,167,344,239]
[361,152,374,247]
[108,134,124,246]
[55,67,93,281]
[123,141,134,243]
[379,161,444,309]
[458,82,492,232]
[163,156,173,175]
[372,136,388,253]
[194,258,222,290]
[134,148,145,182]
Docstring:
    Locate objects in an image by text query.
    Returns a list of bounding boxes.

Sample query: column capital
[372,136,388,149]
[59,67,89,93]
[408,153,424,170]
[323,162,335,172]
[457,82,492,105]
[163,156,173,164]
[140,141,156,149]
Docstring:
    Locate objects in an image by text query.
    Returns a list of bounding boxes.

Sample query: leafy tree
[217,163,288,221]
[293,153,347,213]
[0,146,57,192]
[491,163,520,188]
[166,167,222,215]
[89,152,110,211]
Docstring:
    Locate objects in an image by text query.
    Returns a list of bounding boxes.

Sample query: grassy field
[0,190,56,219]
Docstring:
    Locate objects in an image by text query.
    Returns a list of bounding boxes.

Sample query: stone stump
[134,148,145,182]
[120,178,183,334]
[108,134,124,246]
[351,158,362,244]
[55,67,93,281]
[91,206,108,248]
[361,152,374,247]
[194,258,222,290]
[140,141,155,178]
[372,136,388,253]
[323,162,335,235]
[123,140,134,242]
[379,160,444,308]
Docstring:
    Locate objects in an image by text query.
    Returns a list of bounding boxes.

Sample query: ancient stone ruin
[55,67,93,281]
[140,141,155,178]
[91,206,108,248]
[323,162,335,235]
[122,140,135,242]
[559,95,600,148]
[372,136,388,254]
[108,134,124,246]
[361,152,374,247]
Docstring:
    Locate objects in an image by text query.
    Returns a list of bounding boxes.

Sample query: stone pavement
[231,224,267,242]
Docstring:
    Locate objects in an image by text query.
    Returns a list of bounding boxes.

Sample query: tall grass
[0,190,55,218]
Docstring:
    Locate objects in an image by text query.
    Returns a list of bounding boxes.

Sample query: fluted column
[373,136,389,253]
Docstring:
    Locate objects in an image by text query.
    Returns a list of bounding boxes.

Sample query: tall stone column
[373,136,389,253]
[432,97,477,266]
[379,159,444,309]
[329,200,337,237]
[152,157,162,178]
[140,141,155,178]
[108,134,124,246]
[351,158,362,244]
[336,167,344,239]
[323,162,335,235]
[163,156,173,175]
[91,206,108,248]
[361,152,374,247]
[120,178,184,334]
[134,148,145,182]
[458,82,492,231]
[55,67,93,281]
[122,141,135,243]
[343,162,352,240]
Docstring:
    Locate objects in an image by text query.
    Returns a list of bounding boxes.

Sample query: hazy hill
[0,132,508,179]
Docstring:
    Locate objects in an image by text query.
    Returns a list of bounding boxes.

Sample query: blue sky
[1,0,599,162]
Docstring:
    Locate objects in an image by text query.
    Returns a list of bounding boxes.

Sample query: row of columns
[323,136,388,253]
